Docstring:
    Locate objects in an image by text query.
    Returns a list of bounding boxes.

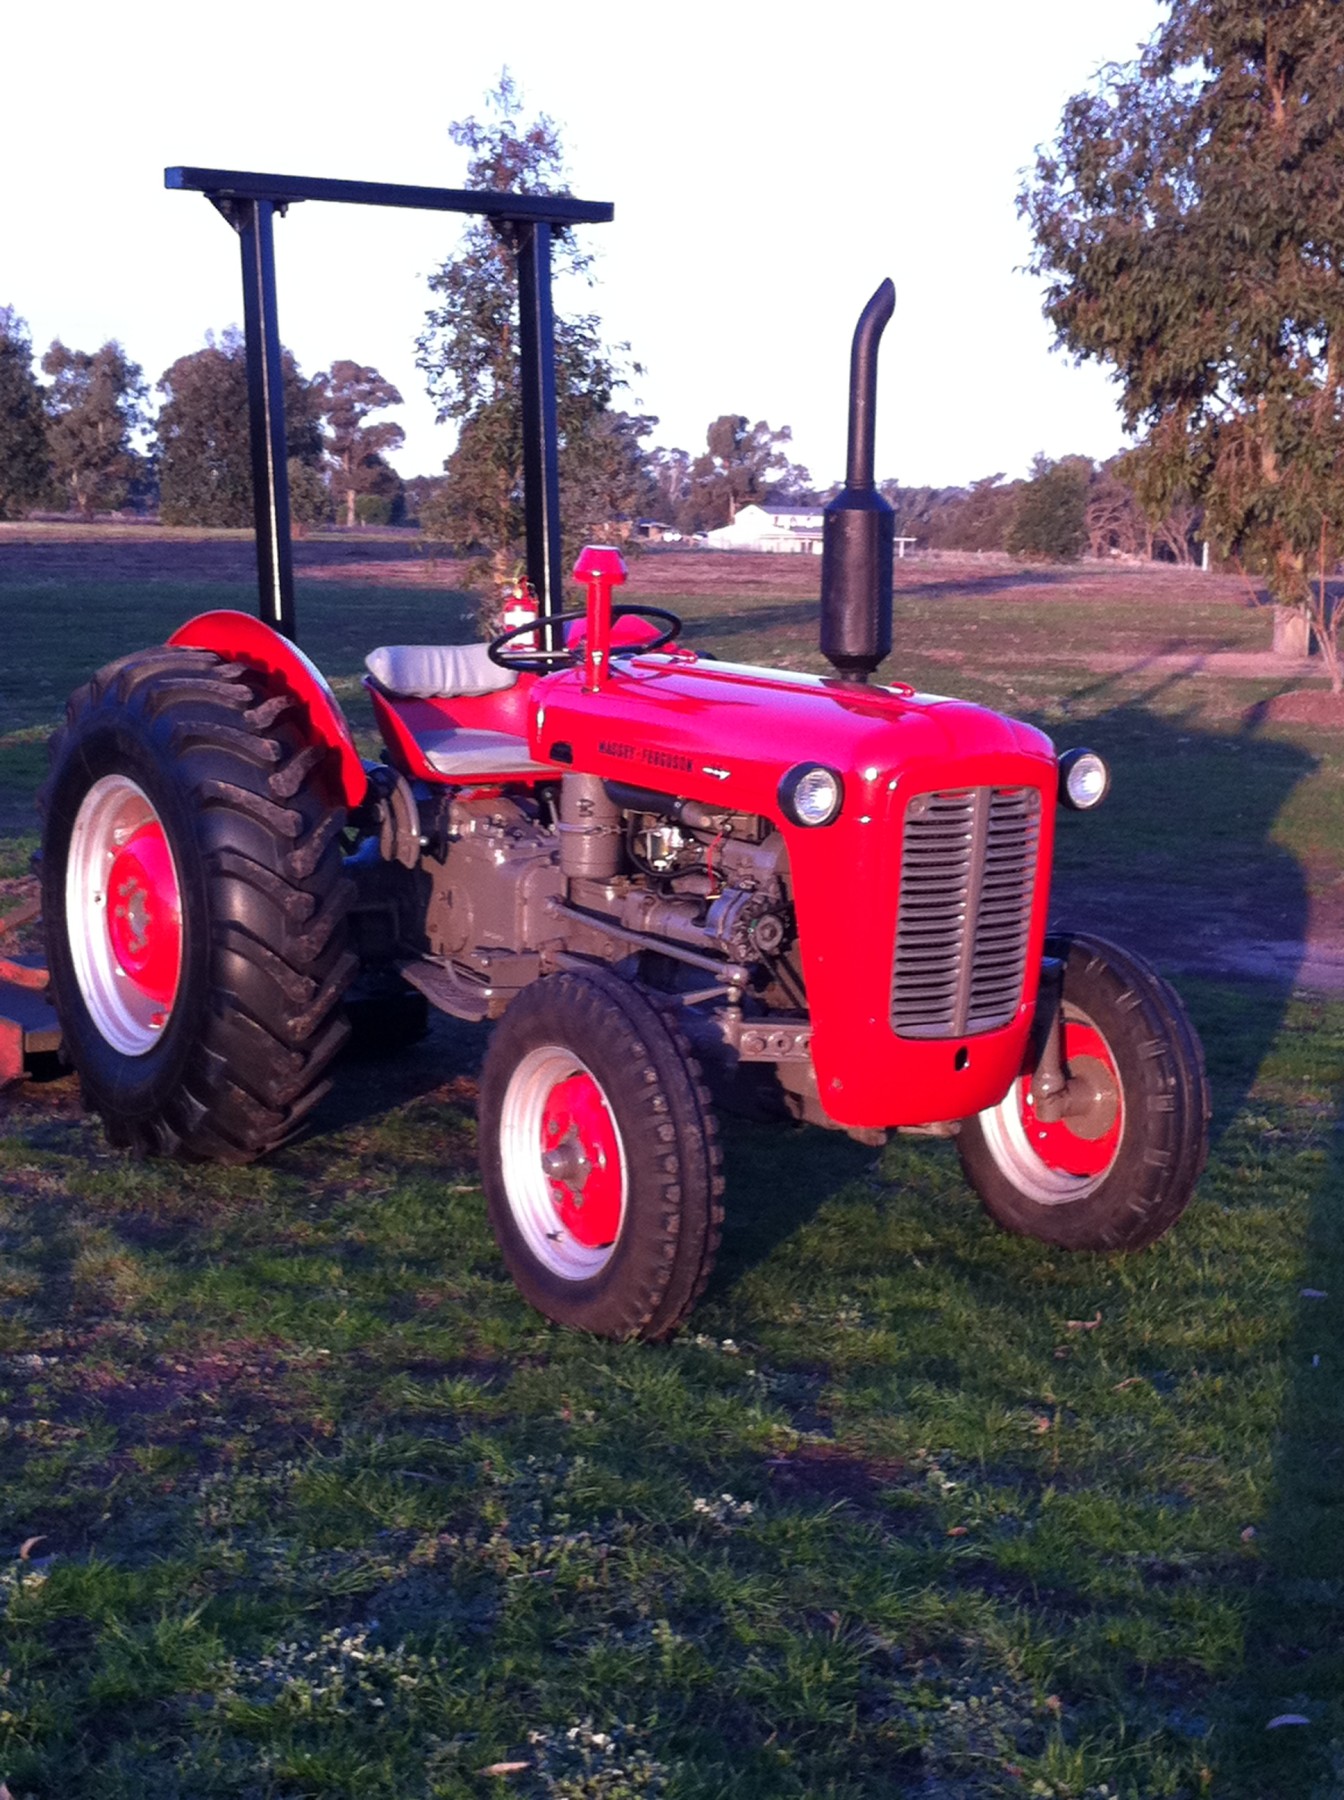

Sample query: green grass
[0,577,477,741]
[2,554,1343,1796]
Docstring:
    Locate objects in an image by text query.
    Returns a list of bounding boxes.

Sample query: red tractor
[34,169,1208,1340]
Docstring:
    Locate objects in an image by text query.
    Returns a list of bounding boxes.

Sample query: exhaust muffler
[820,279,896,683]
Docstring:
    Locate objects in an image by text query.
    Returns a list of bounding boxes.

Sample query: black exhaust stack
[820,279,896,682]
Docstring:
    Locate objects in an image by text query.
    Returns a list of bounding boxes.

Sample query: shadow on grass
[679,599,819,644]
[315,1010,490,1137]
[710,1118,876,1300]
[1042,665,1316,987]
[704,670,1317,1308]
[1215,1043,1344,1796]
[676,565,1105,648]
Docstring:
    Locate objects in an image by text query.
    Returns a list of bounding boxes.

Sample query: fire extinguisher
[500,577,540,653]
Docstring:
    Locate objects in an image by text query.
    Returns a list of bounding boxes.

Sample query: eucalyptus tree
[0,307,50,518]
[156,330,325,528]
[1022,0,1344,682]
[416,72,636,579]
[42,339,148,517]
[324,361,404,528]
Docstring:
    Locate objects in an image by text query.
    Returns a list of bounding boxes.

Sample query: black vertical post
[515,221,565,656]
[235,199,297,640]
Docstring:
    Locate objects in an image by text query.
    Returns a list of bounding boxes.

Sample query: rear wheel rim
[66,774,183,1056]
[979,1012,1124,1202]
[498,1046,628,1278]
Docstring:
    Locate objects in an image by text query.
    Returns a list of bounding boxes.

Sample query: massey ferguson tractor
[30,168,1209,1340]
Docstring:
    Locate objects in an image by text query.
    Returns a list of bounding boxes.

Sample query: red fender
[168,611,367,809]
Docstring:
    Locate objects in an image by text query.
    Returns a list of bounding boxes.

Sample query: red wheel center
[1018,1020,1123,1178]
[106,822,182,1007]
[539,1072,624,1247]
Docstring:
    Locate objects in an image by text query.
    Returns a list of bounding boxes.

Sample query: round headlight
[1058,748,1110,811]
[779,762,844,827]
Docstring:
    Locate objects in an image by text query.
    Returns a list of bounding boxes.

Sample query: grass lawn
[1,546,1342,1798]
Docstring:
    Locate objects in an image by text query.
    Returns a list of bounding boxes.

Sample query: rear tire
[957,932,1209,1251]
[479,968,723,1339]
[40,646,356,1163]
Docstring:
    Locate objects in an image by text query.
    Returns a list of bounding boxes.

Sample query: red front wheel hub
[497,1045,630,1280]
[540,1072,624,1247]
[1018,1019,1123,1178]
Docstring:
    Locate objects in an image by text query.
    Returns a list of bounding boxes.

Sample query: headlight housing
[778,762,844,827]
[1058,747,1110,811]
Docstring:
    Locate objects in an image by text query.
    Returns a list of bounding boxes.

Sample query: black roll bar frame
[166,166,615,650]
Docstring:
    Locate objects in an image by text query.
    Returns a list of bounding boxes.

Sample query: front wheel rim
[66,774,184,1056]
[498,1046,628,1278]
[979,1012,1124,1203]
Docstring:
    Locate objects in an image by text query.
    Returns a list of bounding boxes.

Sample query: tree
[416,72,637,585]
[287,458,335,531]
[1021,0,1344,685]
[156,329,325,528]
[684,415,799,531]
[648,445,692,525]
[402,473,447,528]
[324,361,405,527]
[1084,459,1147,559]
[0,307,50,519]
[562,408,657,542]
[42,339,147,517]
[880,475,1024,553]
[1008,455,1092,561]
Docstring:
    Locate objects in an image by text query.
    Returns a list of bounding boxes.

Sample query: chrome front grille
[891,785,1041,1039]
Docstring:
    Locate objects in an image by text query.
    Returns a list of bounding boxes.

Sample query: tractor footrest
[400,957,504,1024]
[417,728,551,780]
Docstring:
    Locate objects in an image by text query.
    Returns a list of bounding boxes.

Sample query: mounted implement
[30,166,1210,1338]
[0,901,59,1086]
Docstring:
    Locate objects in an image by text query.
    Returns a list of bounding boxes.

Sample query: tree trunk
[1272,605,1311,658]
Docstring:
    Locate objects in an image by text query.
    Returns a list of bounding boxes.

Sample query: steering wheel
[487,607,588,670]
[487,603,684,671]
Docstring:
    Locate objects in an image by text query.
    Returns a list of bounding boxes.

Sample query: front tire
[41,646,356,1163]
[957,932,1209,1251]
[479,968,723,1339]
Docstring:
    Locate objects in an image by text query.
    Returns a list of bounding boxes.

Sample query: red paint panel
[530,655,1058,1130]
[366,678,550,785]
[168,611,367,808]
[106,822,182,1006]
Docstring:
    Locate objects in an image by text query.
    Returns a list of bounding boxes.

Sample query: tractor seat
[364,642,516,700]
[365,643,552,780]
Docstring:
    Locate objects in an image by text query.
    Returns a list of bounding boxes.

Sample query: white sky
[4,0,1161,491]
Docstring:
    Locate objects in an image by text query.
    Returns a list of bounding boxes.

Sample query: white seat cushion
[418,728,552,777]
[365,642,517,699]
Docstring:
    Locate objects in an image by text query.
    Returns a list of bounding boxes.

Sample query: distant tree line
[0,306,409,530]
[0,296,1204,565]
[880,454,1203,565]
[0,61,1228,576]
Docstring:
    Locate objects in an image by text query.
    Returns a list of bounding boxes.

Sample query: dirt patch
[1080,649,1321,679]
[1051,870,1344,995]
[1249,688,1344,727]
[922,646,1323,680]
[763,1440,907,1509]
